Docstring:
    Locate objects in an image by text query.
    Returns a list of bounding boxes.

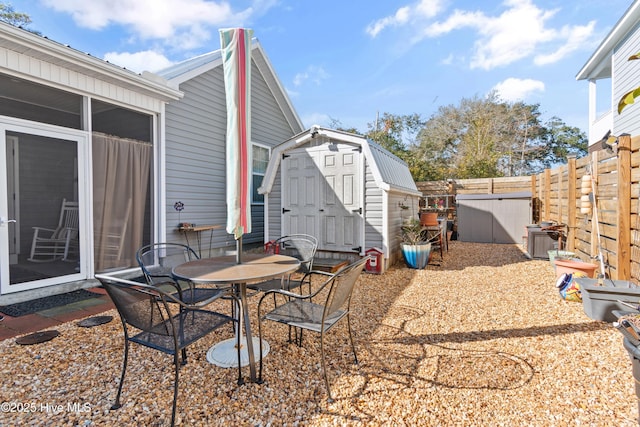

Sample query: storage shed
[456,192,532,244]
[258,126,422,273]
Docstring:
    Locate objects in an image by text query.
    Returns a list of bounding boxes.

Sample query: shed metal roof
[259,126,421,196]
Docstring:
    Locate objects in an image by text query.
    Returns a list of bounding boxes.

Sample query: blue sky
[9,0,636,137]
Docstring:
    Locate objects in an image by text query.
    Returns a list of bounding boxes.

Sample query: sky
[8,0,637,137]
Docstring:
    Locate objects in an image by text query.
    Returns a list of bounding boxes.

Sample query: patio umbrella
[211,28,266,369]
[220,27,253,264]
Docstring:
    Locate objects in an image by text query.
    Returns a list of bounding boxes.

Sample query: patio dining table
[172,253,300,383]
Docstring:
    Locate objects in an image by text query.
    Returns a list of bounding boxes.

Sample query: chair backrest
[96,275,173,336]
[136,243,199,285]
[55,198,80,239]
[323,257,369,319]
[276,234,318,273]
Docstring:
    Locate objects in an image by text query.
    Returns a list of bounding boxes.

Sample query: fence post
[531,174,537,223]
[567,156,577,252]
[617,134,631,280]
[544,168,551,220]
[591,151,599,264]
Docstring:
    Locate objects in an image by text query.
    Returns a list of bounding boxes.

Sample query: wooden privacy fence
[416,134,640,281]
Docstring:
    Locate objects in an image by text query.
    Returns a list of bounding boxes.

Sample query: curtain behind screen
[92,132,150,271]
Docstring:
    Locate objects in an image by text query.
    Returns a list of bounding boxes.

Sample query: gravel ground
[0,241,637,426]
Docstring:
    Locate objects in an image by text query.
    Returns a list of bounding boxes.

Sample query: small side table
[176,224,221,258]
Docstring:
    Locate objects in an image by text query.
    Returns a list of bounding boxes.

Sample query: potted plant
[401,217,432,269]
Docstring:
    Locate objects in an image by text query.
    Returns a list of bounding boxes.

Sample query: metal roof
[0,21,182,101]
[156,50,223,81]
[366,139,420,194]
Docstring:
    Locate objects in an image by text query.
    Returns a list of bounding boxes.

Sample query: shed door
[282,144,363,253]
[282,150,320,237]
[457,197,531,244]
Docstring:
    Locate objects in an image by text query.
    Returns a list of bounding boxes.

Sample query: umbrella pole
[236,236,242,264]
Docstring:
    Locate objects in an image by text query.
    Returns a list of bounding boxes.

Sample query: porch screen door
[92,133,150,272]
[0,122,87,293]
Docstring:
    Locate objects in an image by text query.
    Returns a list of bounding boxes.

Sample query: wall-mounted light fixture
[599,130,619,153]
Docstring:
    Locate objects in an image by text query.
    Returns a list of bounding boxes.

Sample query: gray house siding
[165,57,300,250]
[363,159,384,253]
[614,22,640,136]
[266,168,283,242]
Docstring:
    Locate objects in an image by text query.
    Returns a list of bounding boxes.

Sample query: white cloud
[492,77,545,102]
[534,21,596,66]
[366,0,445,37]
[293,65,330,87]
[42,0,250,48]
[376,0,597,70]
[104,50,174,73]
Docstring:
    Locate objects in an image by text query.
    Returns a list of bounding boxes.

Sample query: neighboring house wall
[164,57,301,250]
[577,2,640,145]
[614,22,640,136]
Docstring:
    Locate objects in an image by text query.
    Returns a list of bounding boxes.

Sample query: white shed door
[282,144,362,253]
[282,150,320,237]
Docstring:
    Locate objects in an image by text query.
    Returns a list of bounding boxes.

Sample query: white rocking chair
[28,198,79,262]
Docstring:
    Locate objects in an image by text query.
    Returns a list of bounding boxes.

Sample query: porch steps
[312,257,349,273]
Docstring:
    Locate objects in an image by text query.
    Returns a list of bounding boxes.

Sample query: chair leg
[111,339,129,411]
[236,318,243,385]
[180,348,188,366]
[171,352,180,426]
[346,314,358,364]
[257,315,264,384]
[320,330,333,403]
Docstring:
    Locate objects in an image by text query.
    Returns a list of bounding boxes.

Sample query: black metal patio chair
[248,234,318,295]
[95,274,241,426]
[256,256,369,402]
[137,242,230,305]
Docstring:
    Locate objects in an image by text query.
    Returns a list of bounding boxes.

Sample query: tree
[364,112,430,181]
[0,2,39,34]
[526,116,587,172]
[1,3,31,27]
[413,93,584,180]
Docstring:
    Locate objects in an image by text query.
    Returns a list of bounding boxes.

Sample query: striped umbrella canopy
[220,28,253,262]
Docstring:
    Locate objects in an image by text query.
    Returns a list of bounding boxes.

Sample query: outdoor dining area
[0,240,637,426]
[2,26,638,426]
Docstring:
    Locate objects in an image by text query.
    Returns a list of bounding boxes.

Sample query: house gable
[160,39,304,249]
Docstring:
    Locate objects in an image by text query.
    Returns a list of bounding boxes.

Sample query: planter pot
[553,258,598,279]
[402,243,432,269]
[547,250,576,267]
